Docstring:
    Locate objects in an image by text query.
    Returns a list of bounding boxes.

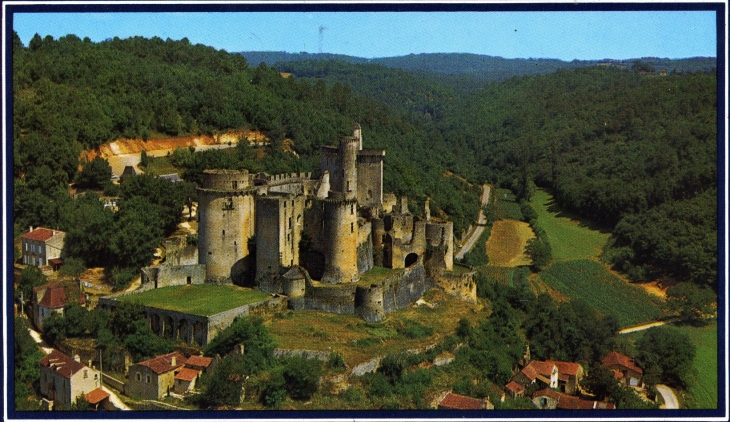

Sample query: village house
[505,359,584,397]
[83,387,111,411]
[437,392,492,410]
[126,351,186,400]
[20,227,65,268]
[602,351,644,388]
[39,350,101,411]
[32,282,85,330]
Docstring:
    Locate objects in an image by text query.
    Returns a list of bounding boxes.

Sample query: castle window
[351,204,354,214]
[289,217,292,229]
[222,230,226,237]
[187,276,192,285]
[222,197,234,210]
[351,223,354,233]
[284,200,287,208]
[232,181,238,190]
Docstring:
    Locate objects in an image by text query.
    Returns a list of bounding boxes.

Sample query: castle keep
[101,125,475,344]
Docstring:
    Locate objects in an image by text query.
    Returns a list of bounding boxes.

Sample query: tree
[139,150,149,167]
[111,196,164,270]
[636,326,695,388]
[282,356,323,400]
[583,364,618,400]
[75,157,112,189]
[524,237,552,271]
[17,265,47,302]
[195,353,248,408]
[204,316,275,374]
[666,282,716,324]
[58,257,86,279]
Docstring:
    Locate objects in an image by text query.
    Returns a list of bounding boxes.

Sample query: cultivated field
[486,219,535,266]
[529,189,609,261]
[680,321,718,409]
[116,284,270,316]
[539,260,665,327]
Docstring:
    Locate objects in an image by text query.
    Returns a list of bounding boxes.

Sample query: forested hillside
[439,67,717,286]
[12,33,717,288]
[11,33,480,251]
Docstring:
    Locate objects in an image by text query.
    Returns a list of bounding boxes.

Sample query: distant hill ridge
[240,51,716,82]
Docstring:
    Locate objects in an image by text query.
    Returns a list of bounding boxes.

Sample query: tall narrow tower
[320,135,360,284]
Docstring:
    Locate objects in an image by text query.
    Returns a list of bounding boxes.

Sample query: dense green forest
[12,33,717,289]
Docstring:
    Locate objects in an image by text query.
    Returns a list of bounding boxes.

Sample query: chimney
[424,199,431,221]
[29,226,33,233]
[171,356,176,366]
[73,355,80,363]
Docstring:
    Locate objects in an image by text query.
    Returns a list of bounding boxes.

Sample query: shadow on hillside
[543,199,613,234]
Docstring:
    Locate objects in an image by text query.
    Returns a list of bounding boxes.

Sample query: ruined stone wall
[255,194,306,281]
[354,261,431,322]
[389,220,428,270]
[140,264,206,290]
[304,282,357,314]
[356,150,384,208]
[357,229,374,275]
[425,221,454,271]
[206,296,287,342]
[197,170,255,283]
[164,237,198,266]
[432,264,477,303]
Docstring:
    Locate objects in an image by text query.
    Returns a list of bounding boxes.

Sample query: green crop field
[679,322,718,409]
[116,284,270,316]
[491,188,524,221]
[539,260,665,327]
[530,189,610,261]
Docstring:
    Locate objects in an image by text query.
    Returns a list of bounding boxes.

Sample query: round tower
[339,136,358,201]
[321,199,359,284]
[197,169,254,283]
[352,123,363,150]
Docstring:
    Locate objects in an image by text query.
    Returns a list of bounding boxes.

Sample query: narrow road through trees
[656,384,680,409]
[455,184,491,260]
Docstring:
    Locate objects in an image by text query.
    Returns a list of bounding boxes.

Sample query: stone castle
[195,124,475,318]
[101,125,475,344]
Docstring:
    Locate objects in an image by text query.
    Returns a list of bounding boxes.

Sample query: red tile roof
[185,355,213,369]
[21,227,59,242]
[602,351,643,375]
[84,387,110,404]
[438,393,484,410]
[547,360,582,377]
[505,381,524,394]
[175,367,200,382]
[38,286,68,309]
[137,352,186,374]
[522,360,556,381]
[557,394,614,410]
[533,388,562,402]
[39,350,86,379]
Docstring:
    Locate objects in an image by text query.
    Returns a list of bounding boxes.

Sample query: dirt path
[455,185,491,260]
[618,318,679,334]
[656,384,679,409]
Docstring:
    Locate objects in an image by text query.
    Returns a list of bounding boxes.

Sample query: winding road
[455,184,491,260]
[656,384,679,409]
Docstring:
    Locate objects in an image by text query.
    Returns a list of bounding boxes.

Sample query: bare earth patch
[486,219,535,266]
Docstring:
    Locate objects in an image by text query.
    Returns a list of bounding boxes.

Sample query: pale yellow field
[486,219,536,266]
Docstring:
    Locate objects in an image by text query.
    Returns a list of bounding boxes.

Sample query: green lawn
[539,260,665,327]
[116,284,270,316]
[678,321,718,409]
[529,189,610,261]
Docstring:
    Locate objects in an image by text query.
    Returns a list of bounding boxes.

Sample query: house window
[146,375,151,383]
[136,373,141,381]
[84,370,88,378]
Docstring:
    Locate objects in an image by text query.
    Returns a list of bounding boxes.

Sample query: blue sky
[13,10,717,61]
